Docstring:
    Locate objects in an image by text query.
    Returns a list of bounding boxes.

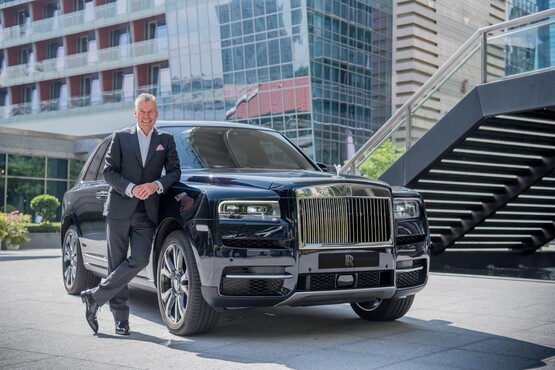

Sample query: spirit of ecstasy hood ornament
[333,164,344,178]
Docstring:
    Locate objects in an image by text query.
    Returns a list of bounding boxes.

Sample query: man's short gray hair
[135,93,157,110]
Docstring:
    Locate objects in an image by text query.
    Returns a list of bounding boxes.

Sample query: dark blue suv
[61,121,430,335]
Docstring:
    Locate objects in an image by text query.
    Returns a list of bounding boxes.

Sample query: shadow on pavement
[126,287,555,369]
[0,253,60,262]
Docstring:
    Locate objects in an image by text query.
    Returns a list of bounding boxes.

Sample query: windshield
[162,126,318,171]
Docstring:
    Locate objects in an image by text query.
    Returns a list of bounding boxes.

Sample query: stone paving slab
[0,249,554,369]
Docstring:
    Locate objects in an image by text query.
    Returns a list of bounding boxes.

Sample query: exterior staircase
[380,70,555,254]
[341,9,555,254]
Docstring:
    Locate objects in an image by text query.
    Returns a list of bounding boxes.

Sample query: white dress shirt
[125,124,164,198]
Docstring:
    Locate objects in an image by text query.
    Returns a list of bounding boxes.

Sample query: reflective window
[0,177,4,212]
[0,153,5,176]
[166,126,316,170]
[8,155,45,177]
[69,159,84,180]
[47,180,67,220]
[0,153,4,212]
[0,151,85,214]
[82,139,109,182]
[6,178,44,215]
[164,0,391,166]
[47,158,68,179]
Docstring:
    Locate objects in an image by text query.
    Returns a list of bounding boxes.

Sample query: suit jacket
[103,125,181,224]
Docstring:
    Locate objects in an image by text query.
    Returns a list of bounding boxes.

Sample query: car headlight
[218,200,281,221]
[393,198,421,219]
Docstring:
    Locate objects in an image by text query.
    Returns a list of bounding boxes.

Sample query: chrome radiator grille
[298,196,392,248]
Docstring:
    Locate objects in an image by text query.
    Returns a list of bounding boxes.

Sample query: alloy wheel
[63,230,78,289]
[159,242,189,326]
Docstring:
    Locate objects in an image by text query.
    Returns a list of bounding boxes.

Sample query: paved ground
[0,248,554,370]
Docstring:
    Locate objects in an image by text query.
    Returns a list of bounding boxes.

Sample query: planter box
[23,233,60,249]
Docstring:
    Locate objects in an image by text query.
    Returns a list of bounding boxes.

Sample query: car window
[164,126,317,170]
[82,139,110,182]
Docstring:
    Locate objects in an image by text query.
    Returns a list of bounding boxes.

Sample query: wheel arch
[152,217,184,285]
[61,213,81,247]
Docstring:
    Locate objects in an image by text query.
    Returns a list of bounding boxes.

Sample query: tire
[156,230,219,335]
[350,295,415,321]
[62,225,100,295]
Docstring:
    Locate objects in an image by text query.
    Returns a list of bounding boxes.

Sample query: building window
[47,158,68,179]
[45,2,60,18]
[0,89,7,109]
[148,65,160,96]
[79,76,91,106]
[145,22,157,40]
[19,48,31,65]
[109,28,130,47]
[47,42,59,59]
[6,178,44,215]
[15,8,29,26]
[8,154,45,177]
[69,159,85,186]
[77,35,88,53]
[74,0,86,11]
[0,153,5,176]
[47,180,67,220]
[0,152,84,216]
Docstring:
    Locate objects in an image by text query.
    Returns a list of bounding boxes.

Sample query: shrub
[358,140,405,179]
[1,211,31,246]
[30,194,61,225]
[26,223,61,233]
[0,214,7,240]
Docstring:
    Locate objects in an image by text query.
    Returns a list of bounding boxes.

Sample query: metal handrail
[341,8,555,174]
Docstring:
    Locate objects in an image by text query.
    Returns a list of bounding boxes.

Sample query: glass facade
[161,0,392,166]
[506,0,555,74]
[308,0,392,164]
[0,0,392,167]
[0,152,83,220]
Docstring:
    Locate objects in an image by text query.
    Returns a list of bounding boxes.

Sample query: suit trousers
[91,201,154,321]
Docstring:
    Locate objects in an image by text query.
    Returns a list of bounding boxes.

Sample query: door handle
[95,191,109,200]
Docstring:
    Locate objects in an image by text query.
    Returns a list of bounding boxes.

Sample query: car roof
[156,120,275,132]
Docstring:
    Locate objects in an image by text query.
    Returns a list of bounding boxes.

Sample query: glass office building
[0,151,83,218]
[0,0,393,214]
[163,0,392,165]
[506,0,555,74]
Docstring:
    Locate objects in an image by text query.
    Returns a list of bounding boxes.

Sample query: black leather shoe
[80,290,99,334]
[115,320,130,335]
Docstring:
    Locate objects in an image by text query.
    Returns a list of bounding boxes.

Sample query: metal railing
[0,84,167,121]
[0,38,168,87]
[0,0,165,47]
[341,8,555,175]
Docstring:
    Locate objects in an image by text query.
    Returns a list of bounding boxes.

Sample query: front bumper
[189,215,430,309]
[198,246,429,308]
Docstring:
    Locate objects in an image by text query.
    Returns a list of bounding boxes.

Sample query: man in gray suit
[80,93,181,335]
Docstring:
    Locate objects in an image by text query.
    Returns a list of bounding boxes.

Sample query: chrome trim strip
[396,266,424,273]
[83,253,107,262]
[224,274,293,280]
[277,286,396,306]
[301,242,393,249]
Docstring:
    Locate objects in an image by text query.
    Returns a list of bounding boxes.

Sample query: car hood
[181,169,391,191]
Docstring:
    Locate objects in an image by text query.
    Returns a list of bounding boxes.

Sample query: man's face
[134,100,158,134]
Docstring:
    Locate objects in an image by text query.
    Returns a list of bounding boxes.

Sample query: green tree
[30,194,60,225]
[358,140,405,179]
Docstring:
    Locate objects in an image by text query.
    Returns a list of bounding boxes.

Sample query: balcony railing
[0,0,165,47]
[342,8,555,175]
[0,38,168,87]
[0,83,169,121]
